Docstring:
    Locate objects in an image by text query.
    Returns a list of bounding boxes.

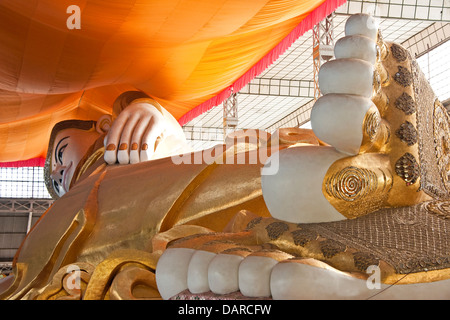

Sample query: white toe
[155,248,195,300]
[208,253,243,295]
[187,250,216,294]
[270,260,368,300]
[238,256,278,297]
[345,13,379,40]
[334,35,377,64]
[318,58,374,98]
[261,146,346,223]
[311,94,378,155]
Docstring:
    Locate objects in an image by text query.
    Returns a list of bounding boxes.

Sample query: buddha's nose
[51,164,65,182]
[50,164,66,193]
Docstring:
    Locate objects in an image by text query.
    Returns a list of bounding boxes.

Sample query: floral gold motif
[395,121,418,146]
[395,153,420,186]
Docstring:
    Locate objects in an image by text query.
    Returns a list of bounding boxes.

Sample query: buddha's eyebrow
[54,136,69,164]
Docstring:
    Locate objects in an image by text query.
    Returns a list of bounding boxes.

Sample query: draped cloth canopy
[0,0,344,166]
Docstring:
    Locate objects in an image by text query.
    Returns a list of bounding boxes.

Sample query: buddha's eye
[58,144,67,164]
[53,180,60,193]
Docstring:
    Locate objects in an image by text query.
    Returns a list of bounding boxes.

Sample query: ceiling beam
[402,22,450,58]
[336,0,450,22]
[0,198,53,214]
[265,99,315,132]
[240,78,315,98]
[183,126,225,142]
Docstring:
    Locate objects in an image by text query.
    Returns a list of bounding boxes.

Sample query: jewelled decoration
[373,69,382,93]
[246,217,262,230]
[395,153,420,186]
[426,200,450,220]
[433,99,450,192]
[394,66,413,87]
[353,252,380,272]
[305,200,450,274]
[394,92,416,115]
[319,239,346,258]
[265,221,289,240]
[412,54,450,198]
[376,30,388,61]
[364,109,381,141]
[291,229,318,247]
[324,166,378,202]
[221,247,252,254]
[395,121,418,146]
[390,43,408,62]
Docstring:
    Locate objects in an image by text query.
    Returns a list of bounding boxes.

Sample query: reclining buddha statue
[1,13,449,300]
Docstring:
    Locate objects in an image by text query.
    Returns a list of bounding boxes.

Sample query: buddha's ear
[96,114,112,134]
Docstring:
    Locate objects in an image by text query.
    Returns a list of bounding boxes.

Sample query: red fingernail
[119,143,128,150]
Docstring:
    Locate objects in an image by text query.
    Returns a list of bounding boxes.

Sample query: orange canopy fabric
[0,0,344,165]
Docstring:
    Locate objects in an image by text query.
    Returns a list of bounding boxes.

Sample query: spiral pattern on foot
[324,166,378,202]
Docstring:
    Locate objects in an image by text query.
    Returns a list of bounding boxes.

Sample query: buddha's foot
[261,13,450,223]
[156,203,450,300]
[154,12,450,300]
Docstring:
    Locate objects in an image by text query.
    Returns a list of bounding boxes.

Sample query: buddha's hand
[261,13,443,223]
[104,101,166,164]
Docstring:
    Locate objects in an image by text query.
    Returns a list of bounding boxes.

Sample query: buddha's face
[50,127,100,197]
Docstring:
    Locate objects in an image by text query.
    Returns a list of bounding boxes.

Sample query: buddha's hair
[44,119,96,199]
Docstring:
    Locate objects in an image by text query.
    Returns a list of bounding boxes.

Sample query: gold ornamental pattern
[364,108,381,142]
[433,99,450,194]
[324,166,378,202]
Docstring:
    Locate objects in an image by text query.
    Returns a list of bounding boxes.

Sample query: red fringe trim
[0,157,46,168]
[178,0,347,126]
